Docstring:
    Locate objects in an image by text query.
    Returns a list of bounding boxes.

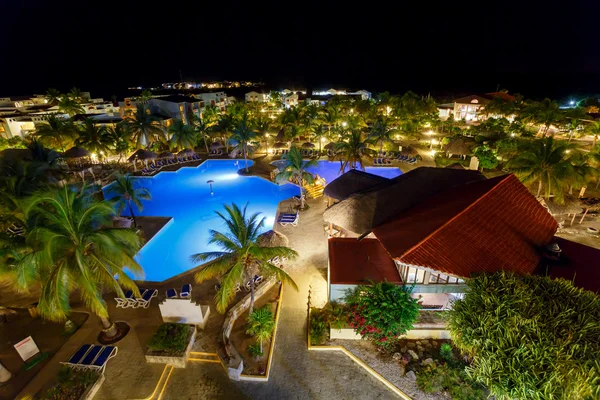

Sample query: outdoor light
[321,137,326,142]
[430,150,437,156]
[511,133,516,137]
[342,121,347,127]
[566,149,571,154]
[569,100,575,106]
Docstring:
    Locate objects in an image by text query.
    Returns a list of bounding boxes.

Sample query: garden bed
[145,323,196,368]
[35,366,103,400]
[228,284,280,376]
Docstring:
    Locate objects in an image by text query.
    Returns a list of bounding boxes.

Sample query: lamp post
[207,180,214,195]
[265,133,270,155]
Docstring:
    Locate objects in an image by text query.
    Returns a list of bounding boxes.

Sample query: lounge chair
[79,345,103,367]
[180,284,192,299]
[61,344,93,367]
[136,289,158,308]
[88,346,118,373]
[166,288,178,299]
[278,211,299,226]
[385,158,392,165]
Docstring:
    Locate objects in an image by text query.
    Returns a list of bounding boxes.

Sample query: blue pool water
[271,160,402,185]
[103,160,299,282]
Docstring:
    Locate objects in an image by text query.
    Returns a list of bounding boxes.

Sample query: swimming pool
[103,160,299,282]
[271,160,402,185]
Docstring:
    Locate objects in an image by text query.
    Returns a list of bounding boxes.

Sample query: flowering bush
[345,281,420,352]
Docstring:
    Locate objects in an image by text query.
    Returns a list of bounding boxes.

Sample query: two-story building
[245,91,269,103]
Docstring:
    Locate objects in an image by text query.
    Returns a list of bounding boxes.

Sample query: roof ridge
[398,174,512,260]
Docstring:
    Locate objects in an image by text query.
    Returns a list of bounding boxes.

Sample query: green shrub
[447,272,600,400]
[247,341,263,358]
[246,306,275,353]
[147,323,190,353]
[325,301,348,329]
[38,366,99,400]
[345,281,420,352]
[416,363,486,399]
[309,307,327,345]
[439,343,454,362]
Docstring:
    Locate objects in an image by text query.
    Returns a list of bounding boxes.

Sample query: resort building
[323,168,570,309]
[245,91,269,103]
[283,92,299,108]
[438,92,517,121]
[311,89,372,100]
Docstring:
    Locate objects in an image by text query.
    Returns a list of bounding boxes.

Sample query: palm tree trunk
[128,200,138,227]
[100,315,117,338]
[203,133,209,154]
[379,140,383,155]
[249,279,255,315]
[537,180,543,198]
[244,144,249,172]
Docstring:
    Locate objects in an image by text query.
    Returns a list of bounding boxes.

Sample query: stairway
[304,182,325,199]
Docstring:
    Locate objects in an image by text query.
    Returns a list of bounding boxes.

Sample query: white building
[283,93,299,108]
[311,88,371,100]
[245,91,269,103]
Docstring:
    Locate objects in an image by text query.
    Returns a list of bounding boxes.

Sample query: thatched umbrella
[400,146,418,157]
[302,142,315,149]
[63,146,90,159]
[210,142,224,150]
[578,198,600,224]
[257,230,289,248]
[444,139,470,157]
[112,216,133,228]
[128,149,157,170]
[178,148,195,157]
[275,129,285,142]
[545,198,583,226]
[158,151,174,159]
[324,142,336,150]
[273,142,287,149]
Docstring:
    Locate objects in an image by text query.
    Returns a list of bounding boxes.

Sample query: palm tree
[229,116,257,172]
[521,99,564,137]
[191,203,298,314]
[368,116,396,154]
[106,123,131,162]
[105,173,151,228]
[246,306,275,354]
[506,137,577,202]
[75,119,111,158]
[57,96,84,117]
[189,114,211,154]
[586,121,600,148]
[35,115,78,151]
[68,87,84,102]
[335,130,375,172]
[275,146,318,209]
[126,105,166,149]
[168,119,197,152]
[14,186,144,338]
[45,88,62,105]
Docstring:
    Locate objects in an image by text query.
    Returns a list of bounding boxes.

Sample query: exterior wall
[453,101,484,121]
[4,118,35,138]
[283,94,299,108]
[245,92,268,103]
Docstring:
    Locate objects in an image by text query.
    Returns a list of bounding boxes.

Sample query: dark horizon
[1,0,598,102]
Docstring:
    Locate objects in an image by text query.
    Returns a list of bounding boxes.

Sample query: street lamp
[265,133,270,154]
[426,130,435,149]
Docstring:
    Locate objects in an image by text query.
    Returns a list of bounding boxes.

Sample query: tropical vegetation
[246,305,275,354]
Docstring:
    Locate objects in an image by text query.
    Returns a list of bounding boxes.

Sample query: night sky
[1,0,597,99]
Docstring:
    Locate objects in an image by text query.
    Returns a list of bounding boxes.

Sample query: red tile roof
[373,174,558,278]
[328,238,401,285]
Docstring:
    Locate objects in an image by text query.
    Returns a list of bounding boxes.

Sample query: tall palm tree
[521,99,564,137]
[45,88,62,105]
[229,117,257,172]
[106,123,131,162]
[57,96,84,117]
[105,173,151,228]
[368,116,396,154]
[586,121,600,148]
[12,186,144,338]
[126,105,166,149]
[191,203,297,314]
[335,130,375,172]
[275,146,318,209]
[506,137,577,202]
[168,119,197,152]
[35,115,78,151]
[75,119,111,157]
[246,306,275,353]
[189,113,211,154]
[68,87,84,102]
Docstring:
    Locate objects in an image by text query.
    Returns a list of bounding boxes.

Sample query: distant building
[245,91,269,103]
[283,92,299,108]
[311,88,372,100]
[439,92,517,121]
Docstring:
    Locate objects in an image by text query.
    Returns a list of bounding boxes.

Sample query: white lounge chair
[180,284,192,299]
[86,346,118,373]
[166,288,178,299]
[136,289,158,308]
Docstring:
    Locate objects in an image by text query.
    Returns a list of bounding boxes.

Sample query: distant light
[320,137,326,142]
[569,100,575,106]
[342,121,347,127]
[511,133,516,137]
[430,150,436,156]
[426,130,434,136]
[565,149,571,153]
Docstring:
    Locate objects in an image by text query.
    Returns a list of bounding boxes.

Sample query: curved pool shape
[271,159,402,184]
[104,160,299,282]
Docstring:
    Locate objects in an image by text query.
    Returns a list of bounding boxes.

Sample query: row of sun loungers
[114,288,158,309]
[373,158,393,166]
[396,154,418,164]
[277,211,299,226]
[61,344,118,373]
[166,283,193,299]
[273,149,289,155]
[209,149,224,156]
[214,275,262,293]
[300,149,319,157]
[141,154,201,175]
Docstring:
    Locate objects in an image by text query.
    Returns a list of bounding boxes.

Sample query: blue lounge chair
[80,345,103,366]
[180,284,192,299]
[89,346,118,373]
[278,211,299,226]
[136,289,158,308]
[61,344,93,366]
[166,288,178,299]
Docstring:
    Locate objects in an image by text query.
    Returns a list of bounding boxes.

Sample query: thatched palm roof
[128,149,157,162]
[63,146,90,158]
[400,146,418,156]
[544,198,583,215]
[580,198,600,211]
[257,230,289,247]
[444,138,470,156]
[324,169,390,200]
[158,151,174,159]
[302,142,315,149]
[178,148,194,156]
[324,142,336,150]
[112,216,133,228]
[210,142,224,149]
[273,142,288,149]
[323,167,485,235]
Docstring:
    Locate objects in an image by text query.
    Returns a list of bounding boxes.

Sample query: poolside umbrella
[257,230,289,248]
[129,149,157,169]
[578,197,600,224]
[112,216,133,228]
[544,197,583,226]
[158,151,174,159]
[210,142,224,150]
[302,142,315,149]
[400,146,418,157]
[273,142,287,149]
[324,142,336,150]
[178,148,195,157]
[444,138,470,157]
[63,146,90,159]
